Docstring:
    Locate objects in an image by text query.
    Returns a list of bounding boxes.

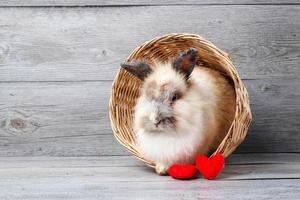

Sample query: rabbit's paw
[155,164,169,175]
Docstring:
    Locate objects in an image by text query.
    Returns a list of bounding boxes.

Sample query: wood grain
[0,5,299,156]
[0,179,299,200]
[0,3,299,200]
[0,153,299,168]
[0,163,299,181]
[0,6,299,81]
[0,155,299,200]
[0,4,299,199]
[1,0,300,6]
[0,78,299,156]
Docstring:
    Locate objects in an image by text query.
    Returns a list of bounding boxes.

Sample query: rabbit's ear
[121,61,152,81]
[173,48,198,80]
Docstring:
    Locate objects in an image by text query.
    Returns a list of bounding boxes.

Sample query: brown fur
[192,66,236,152]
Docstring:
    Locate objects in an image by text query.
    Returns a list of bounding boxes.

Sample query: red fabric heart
[196,153,225,180]
[168,164,197,180]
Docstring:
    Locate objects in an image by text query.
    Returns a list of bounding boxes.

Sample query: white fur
[134,63,219,173]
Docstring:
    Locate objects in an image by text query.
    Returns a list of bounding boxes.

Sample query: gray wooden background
[0,0,299,158]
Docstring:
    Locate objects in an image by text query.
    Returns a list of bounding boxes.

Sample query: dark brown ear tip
[120,62,129,69]
[186,48,198,56]
[120,61,152,81]
[120,63,126,68]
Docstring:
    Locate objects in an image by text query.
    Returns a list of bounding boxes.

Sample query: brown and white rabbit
[121,48,236,175]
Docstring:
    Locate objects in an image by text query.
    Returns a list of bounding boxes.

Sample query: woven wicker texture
[109,33,252,168]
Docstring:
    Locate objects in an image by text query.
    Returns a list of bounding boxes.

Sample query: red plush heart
[168,164,197,180]
[196,153,225,180]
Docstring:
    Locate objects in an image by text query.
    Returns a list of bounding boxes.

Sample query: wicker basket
[109,33,252,168]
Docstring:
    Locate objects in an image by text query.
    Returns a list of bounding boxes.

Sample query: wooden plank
[0,179,299,200]
[1,163,299,181]
[0,6,299,81]
[1,0,300,7]
[0,155,299,199]
[0,153,299,168]
[239,77,300,153]
[0,82,130,156]
[0,78,299,156]
[0,155,299,181]
[0,134,129,156]
[0,82,112,137]
[0,163,299,181]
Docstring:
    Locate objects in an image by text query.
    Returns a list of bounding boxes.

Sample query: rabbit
[121,48,236,175]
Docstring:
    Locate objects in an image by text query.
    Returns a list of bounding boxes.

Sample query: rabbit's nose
[149,112,162,127]
[154,120,162,128]
[154,117,162,128]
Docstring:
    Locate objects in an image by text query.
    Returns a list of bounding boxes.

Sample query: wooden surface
[1,6,300,81]
[0,5,299,156]
[0,2,299,199]
[0,154,299,199]
[0,0,300,7]
[1,0,300,6]
[0,79,299,156]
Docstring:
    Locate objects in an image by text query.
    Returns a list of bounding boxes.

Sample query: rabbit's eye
[171,94,178,102]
